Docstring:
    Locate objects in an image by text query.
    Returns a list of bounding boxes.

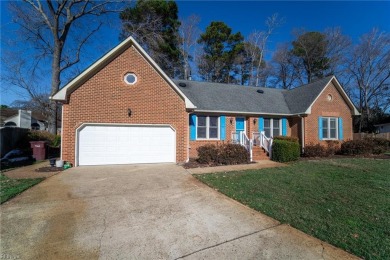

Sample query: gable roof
[51,37,195,109]
[282,75,335,114]
[174,76,359,116]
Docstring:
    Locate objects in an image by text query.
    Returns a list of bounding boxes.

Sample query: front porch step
[252,145,270,161]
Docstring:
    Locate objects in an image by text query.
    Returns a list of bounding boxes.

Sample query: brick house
[52,37,359,166]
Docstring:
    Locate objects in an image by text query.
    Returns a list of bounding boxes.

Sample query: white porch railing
[231,131,253,161]
[252,131,273,158]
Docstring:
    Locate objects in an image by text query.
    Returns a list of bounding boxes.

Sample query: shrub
[15,130,61,150]
[340,138,389,155]
[51,135,61,148]
[303,143,328,157]
[271,139,300,163]
[197,144,219,164]
[218,144,250,165]
[273,136,299,143]
[196,143,250,165]
[303,141,341,157]
[340,140,374,155]
[325,140,341,156]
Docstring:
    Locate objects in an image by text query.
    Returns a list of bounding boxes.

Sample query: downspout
[60,106,64,161]
[301,116,305,153]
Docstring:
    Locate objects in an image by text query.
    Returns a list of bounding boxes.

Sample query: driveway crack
[174,223,282,259]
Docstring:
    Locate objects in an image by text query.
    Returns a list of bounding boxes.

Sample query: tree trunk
[49,41,62,134]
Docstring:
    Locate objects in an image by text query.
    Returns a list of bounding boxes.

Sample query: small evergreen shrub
[325,140,341,156]
[196,143,250,165]
[271,139,300,162]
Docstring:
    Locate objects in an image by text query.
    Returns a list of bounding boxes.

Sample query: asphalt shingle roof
[282,75,334,114]
[174,76,334,115]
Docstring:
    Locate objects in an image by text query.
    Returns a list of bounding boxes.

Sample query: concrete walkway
[0,164,358,259]
[187,160,286,174]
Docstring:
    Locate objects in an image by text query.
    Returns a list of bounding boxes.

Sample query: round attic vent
[257,89,264,94]
[124,73,137,85]
[178,82,187,87]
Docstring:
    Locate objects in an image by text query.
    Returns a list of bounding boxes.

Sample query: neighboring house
[0,109,47,130]
[52,37,359,166]
[374,123,390,133]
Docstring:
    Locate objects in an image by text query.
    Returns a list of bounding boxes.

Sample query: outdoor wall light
[253,118,257,124]
[230,117,234,124]
[128,108,132,117]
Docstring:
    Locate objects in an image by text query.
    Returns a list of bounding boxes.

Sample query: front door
[235,117,245,143]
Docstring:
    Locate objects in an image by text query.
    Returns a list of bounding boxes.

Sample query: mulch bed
[35,167,64,173]
[182,158,255,169]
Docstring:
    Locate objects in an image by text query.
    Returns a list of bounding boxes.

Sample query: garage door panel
[78,125,175,166]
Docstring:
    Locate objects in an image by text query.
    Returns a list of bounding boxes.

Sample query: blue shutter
[220,116,226,140]
[189,114,197,141]
[282,118,287,136]
[259,117,264,132]
[318,117,323,140]
[338,117,343,140]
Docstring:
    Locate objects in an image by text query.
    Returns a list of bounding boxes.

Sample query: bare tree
[347,29,390,132]
[271,43,298,89]
[179,15,201,80]
[247,13,284,86]
[6,0,125,134]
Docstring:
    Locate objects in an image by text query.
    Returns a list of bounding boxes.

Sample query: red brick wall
[188,115,291,158]
[61,45,188,165]
[304,81,354,145]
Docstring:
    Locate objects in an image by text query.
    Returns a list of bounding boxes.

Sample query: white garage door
[78,125,175,166]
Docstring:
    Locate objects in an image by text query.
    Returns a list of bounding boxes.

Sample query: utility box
[30,141,47,161]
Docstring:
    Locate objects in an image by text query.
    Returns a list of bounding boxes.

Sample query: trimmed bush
[271,139,300,163]
[196,143,250,165]
[273,136,299,143]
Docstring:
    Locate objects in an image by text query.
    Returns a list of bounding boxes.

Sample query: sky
[1,1,390,106]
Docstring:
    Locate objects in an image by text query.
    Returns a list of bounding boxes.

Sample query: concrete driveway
[1,164,358,259]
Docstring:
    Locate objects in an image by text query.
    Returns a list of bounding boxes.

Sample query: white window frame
[264,118,282,138]
[196,116,220,140]
[322,117,338,140]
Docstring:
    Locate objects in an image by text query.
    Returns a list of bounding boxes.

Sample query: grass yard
[195,158,390,260]
[0,174,44,204]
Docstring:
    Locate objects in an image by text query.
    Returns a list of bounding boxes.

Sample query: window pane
[273,119,279,128]
[273,128,280,137]
[264,119,270,127]
[323,129,328,139]
[265,129,271,138]
[209,117,218,127]
[197,127,206,138]
[322,118,328,130]
[330,118,336,128]
[209,128,218,138]
[198,116,206,126]
[330,129,337,139]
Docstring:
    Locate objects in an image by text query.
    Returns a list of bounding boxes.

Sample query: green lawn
[195,158,390,260]
[0,174,44,204]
